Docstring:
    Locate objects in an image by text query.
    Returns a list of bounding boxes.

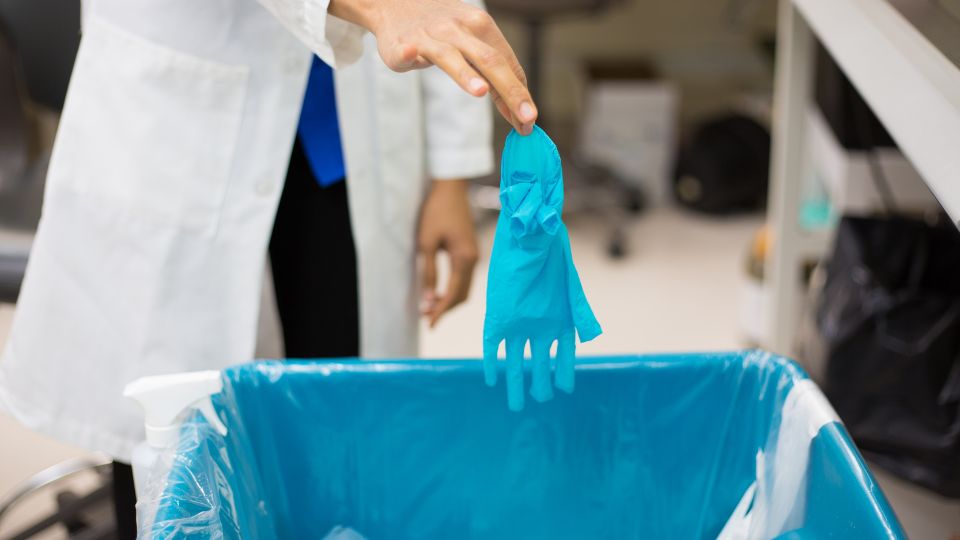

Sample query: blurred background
[1,0,959,538]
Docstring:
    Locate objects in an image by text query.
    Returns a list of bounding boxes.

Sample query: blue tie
[298,56,346,187]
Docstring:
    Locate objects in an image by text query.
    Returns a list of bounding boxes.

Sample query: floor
[419,206,761,358]
[1,206,957,538]
[0,304,102,538]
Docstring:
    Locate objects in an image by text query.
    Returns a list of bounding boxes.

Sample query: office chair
[0,457,115,540]
[0,17,27,195]
[0,19,34,303]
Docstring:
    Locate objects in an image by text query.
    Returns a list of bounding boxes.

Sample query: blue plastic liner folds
[138,351,905,539]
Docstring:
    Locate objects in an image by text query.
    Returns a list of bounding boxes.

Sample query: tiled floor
[1,207,957,538]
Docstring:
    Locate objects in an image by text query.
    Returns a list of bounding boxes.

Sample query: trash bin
[136,351,905,539]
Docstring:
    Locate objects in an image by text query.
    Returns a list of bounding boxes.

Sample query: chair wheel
[626,188,646,214]
[608,238,626,259]
[56,490,91,534]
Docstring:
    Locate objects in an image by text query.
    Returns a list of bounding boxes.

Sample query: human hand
[418,179,479,327]
[328,0,538,135]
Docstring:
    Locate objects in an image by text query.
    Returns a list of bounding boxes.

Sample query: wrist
[431,178,469,192]
[328,0,381,32]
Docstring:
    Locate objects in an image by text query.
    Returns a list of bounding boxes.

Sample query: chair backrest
[0,0,81,111]
[0,19,28,194]
[0,18,38,303]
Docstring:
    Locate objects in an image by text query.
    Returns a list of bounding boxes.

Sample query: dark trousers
[112,137,360,538]
[112,462,137,539]
[269,137,360,358]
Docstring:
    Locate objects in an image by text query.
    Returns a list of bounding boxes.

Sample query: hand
[418,179,479,327]
[328,0,538,135]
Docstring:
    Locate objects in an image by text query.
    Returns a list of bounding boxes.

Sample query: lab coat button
[255,180,274,196]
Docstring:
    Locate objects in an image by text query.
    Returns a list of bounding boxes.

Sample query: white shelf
[762,0,960,356]
[794,0,960,223]
[807,108,940,215]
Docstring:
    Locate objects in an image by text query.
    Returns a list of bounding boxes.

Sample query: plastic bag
[814,216,960,497]
[136,410,277,539]
[135,352,904,539]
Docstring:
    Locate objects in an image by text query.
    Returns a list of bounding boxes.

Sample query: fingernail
[469,78,486,94]
[519,102,535,123]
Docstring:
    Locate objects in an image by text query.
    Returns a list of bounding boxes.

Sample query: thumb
[420,242,439,314]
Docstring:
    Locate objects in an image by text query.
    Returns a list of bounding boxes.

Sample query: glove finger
[505,337,526,411]
[529,337,554,403]
[483,334,501,387]
[555,331,576,394]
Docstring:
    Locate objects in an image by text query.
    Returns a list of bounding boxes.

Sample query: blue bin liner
[139,351,905,539]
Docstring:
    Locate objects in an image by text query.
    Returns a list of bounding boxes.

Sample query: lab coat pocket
[47,17,248,234]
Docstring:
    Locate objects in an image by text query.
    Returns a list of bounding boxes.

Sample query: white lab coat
[0,0,492,460]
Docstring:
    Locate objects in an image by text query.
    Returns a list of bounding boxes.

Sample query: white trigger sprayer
[123,371,228,499]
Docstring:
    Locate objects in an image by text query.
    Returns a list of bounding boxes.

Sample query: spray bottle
[123,371,228,499]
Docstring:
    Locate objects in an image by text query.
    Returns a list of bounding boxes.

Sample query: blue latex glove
[483,126,602,410]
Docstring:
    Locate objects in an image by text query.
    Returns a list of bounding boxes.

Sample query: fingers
[458,9,529,91]
[450,8,535,133]
[483,335,500,387]
[489,89,517,130]
[463,9,525,87]
[505,337,526,411]
[382,20,536,132]
[414,38,489,97]
[419,242,439,318]
[555,331,576,394]
[495,332,573,407]
[429,244,477,327]
[530,338,554,403]
[455,34,537,134]
[363,0,537,132]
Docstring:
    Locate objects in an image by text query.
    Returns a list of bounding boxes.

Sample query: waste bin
[136,351,905,539]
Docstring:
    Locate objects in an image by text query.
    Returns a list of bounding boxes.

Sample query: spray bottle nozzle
[124,371,228,448]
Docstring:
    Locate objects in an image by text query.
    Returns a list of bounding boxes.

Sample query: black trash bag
[672,114,770,214]
[816,216,960,498]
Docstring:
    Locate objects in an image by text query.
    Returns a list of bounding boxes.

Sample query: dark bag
[672,114,770,214]
[816,216,960,497]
